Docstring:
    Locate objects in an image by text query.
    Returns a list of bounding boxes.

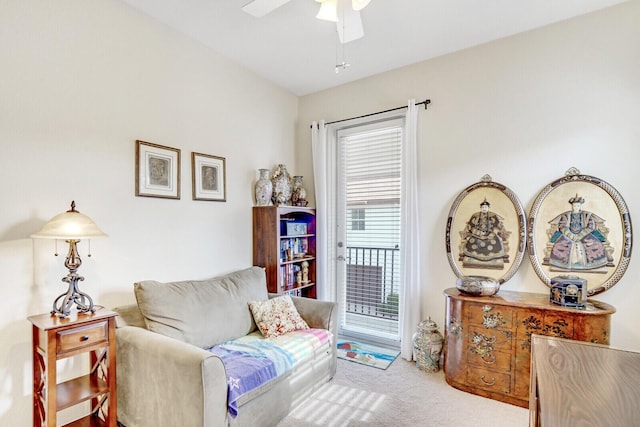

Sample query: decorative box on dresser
[443,288,615,408]
[253,206,317,299]
[28,309,117,427]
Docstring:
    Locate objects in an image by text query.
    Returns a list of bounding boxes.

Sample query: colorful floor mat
[336,340,400,370]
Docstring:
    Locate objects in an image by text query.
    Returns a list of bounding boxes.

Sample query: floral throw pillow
[248,295,309,338]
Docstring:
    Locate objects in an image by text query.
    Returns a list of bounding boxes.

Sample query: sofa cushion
[134,266,268,349]
[249,295,309,338]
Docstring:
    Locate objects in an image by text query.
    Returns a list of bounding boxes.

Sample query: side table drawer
[57,321,109,355]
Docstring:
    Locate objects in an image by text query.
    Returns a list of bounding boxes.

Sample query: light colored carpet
[277,357,528,426]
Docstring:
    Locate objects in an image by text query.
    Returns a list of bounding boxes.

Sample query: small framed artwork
[445,174,527,284]
[528,167,632,296]
[135,140,181,199]
[191,152,226,202]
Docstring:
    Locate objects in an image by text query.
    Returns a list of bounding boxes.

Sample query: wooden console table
[443,288,615,408]
[28,309,117,427]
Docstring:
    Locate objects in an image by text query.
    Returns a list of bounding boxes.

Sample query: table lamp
[31,201,107,317]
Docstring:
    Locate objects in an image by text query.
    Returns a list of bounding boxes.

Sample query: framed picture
[527,167,632,296]
[445,174,527,284]
[135,140,181,199]
[191,152,226,202]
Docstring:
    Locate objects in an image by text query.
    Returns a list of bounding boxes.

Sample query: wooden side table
[28,309,117,427]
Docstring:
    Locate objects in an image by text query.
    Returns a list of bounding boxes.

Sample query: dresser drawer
[467,346,512,371]
[468,326,512,350]
[517,312,574,340]
[57,321,109,355]
[467,303,513,329]
[466,366,511,394]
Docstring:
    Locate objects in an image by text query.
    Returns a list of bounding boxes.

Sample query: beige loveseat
[113,266,337,427]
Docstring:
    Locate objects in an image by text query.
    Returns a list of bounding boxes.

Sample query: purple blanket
[208,329,330,417]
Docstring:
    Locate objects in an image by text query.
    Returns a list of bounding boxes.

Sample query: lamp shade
[31,201,107,240]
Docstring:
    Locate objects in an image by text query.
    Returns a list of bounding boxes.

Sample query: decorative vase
[271,164,292,206]
[412,317,444,373]
[291,175,308,206]
[254,169,272,206]
[456,275,501,296]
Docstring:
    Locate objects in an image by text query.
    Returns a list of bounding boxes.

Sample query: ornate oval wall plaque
[446,175,527,285]
[527,167,632,296]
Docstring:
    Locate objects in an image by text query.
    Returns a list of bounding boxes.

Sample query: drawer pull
[80,335,90,341]
[480,375,496,386]
[481,353,496,364]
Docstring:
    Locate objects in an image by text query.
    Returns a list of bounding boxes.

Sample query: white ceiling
[120,0,627,96]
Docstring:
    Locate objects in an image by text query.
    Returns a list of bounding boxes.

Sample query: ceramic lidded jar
[254,168,273,206]
[412,317,444,373]
[271,164,292,206]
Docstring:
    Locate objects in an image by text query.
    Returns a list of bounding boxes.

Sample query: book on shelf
[280,237,309,262]
[279,263,302,290]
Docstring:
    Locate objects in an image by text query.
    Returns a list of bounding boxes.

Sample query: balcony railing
[346,246,400,320]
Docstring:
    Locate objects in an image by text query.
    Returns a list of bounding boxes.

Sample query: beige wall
[1,0,639,425]
[0,1,297,424]
[297,1,640,351]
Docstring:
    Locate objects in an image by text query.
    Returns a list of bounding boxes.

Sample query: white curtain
[399,100,422,360]
[311,121,330,301]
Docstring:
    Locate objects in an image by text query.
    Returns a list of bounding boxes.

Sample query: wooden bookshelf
[253,206,317,298]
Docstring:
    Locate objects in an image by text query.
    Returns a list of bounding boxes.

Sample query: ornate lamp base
[49,238,96,318]
[51,272,95,318]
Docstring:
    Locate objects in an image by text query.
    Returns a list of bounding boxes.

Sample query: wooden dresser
[443,288,615,408]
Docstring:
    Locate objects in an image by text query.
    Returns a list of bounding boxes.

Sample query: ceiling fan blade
[242,0,292,18]
[336,3,364,43]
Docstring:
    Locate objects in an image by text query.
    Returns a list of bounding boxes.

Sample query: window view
[350,208,366,231]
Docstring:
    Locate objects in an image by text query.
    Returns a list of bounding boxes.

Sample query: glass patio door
[334,117,404,346]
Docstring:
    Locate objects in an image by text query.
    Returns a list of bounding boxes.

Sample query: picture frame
[135,140,181,199]
[527,167,632,296]
[191,152,226,202]
[445,174,527,284]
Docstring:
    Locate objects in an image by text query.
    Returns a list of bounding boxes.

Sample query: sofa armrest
[287,296,338,378]
[116,326,228,427]
[294,296,337,336]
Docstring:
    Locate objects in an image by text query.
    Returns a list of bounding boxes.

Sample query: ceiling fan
[242,0,371,43]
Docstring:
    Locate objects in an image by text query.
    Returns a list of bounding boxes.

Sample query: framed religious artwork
[191,152,226,202]
[135,140,181,199]
[527,167,632,296]
[446,174,527,284]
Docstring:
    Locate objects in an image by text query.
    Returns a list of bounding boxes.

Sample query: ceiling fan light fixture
[316,0,338,22]
[351,0,371,11]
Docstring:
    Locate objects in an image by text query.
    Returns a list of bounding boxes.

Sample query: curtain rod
[310,99,430,128]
